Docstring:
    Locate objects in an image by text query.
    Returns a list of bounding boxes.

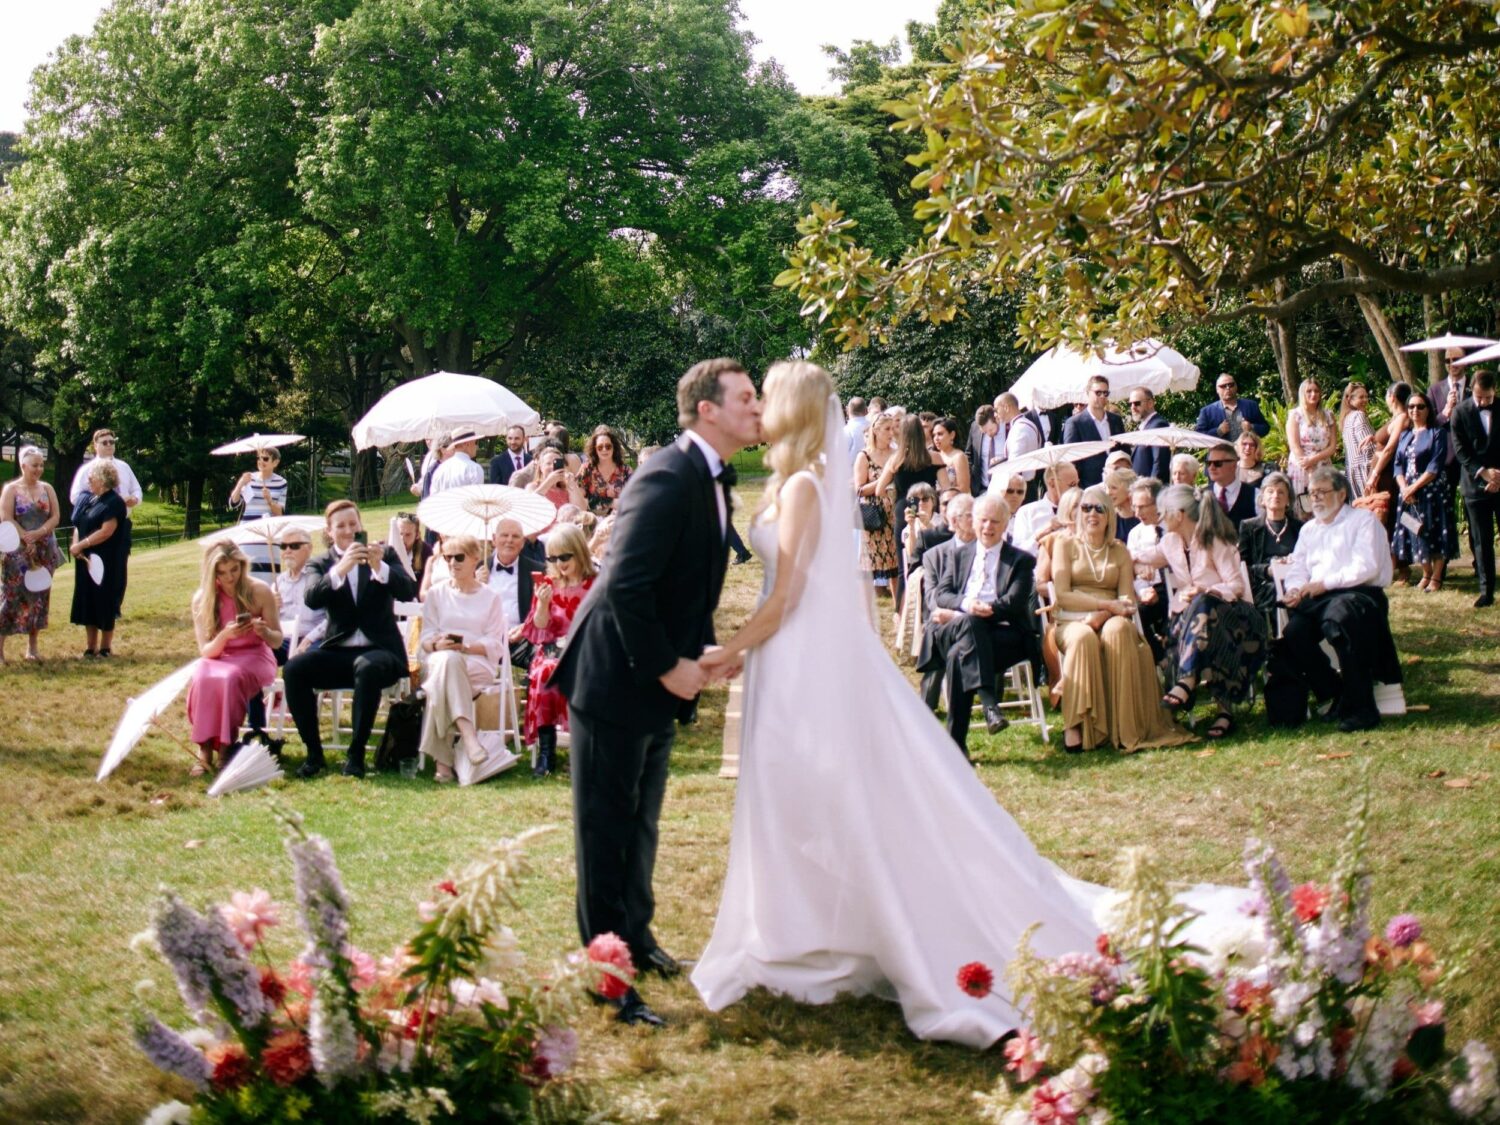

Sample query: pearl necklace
[1080,537,1112,585]
[1265,517,1289,544]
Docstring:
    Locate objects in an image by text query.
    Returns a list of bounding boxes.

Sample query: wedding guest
[1125,477,1169,662]
[1432,349,1472,527]
[637,444,662,464]
[187,541,281,775]
[996,394,1043,500]
[395,514,431,586]
[588,513,616,567]
[522,523,596,778]
[68,428,141,614]
[411,435,447,499]
[1238,472,1302,616]
[419,534,450,600]
[0,446,63,663]
[1103,450,1134,477]
[967,404,1002,494]
[876,414,942,604]
[243,525,327,736]
[1285,379,1337,512]
[1339,381,1378,499]
[931,417,971,495]
[418,534,506,782]
[1390,391,1458,592]
[1170,453,1201,487]
[1011,461,1080,557]
[430,428,485,494]
[843,397,870,467]
[1136,485,1265,739]
[1236,430,1269,487]
[487,517,546,667]
[283,499,418,778]
[527,442,588,512]
[998,474,1028,520]
[919,411,938,450]
[1050,487,1192,753]
[229,445,289,575]
[1451,371,1500,608]
[901,481,941,573]
[1103,467,1139,541]
[1367,381,1414,558]
[1127,386,1171,481]
[1194,373,1270,437]
[69,460,129,658]
[541,421,584,474]
[487,424,532,485]
[1204,442,1258,527]
[1034,487,1082,697]
[1273,466,1401,731]
[916,493,975,708]
[1061,376,1126,487]
[580,424,633,517]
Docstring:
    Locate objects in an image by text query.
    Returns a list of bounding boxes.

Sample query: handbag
[858,496,887,532]
[375,694,426,771]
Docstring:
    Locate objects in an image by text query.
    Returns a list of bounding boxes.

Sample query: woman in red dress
[522,522,597,778]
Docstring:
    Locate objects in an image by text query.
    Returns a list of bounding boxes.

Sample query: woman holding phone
[520,523,597,777]
[417,534,507,782]
[187,540,282,776]
[527,443,588,512]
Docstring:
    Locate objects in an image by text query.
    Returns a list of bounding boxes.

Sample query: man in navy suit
[488,424,533,485]
[1061,375,1126,487]
[1204,443,1258,527]
[1127,386,1171,481]
[1195,373,1270,438]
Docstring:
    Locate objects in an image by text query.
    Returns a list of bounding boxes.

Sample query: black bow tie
[717,464,737,487]
[493,562,514,574]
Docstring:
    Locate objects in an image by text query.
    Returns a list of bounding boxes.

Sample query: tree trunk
[184,474,205,538]
[1422,294,1442,388]
[1344,261,1410,383]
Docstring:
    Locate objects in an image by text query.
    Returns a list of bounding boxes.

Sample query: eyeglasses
[1409,403,1429,411]
[443,552,467,563]
[1308,487,1338,500]
[1128,400,1146,407]
[1090,388,1110,396]
[96,439,116,445]
[1005,487,1026,495]
[1206,459,1236,467]
[1080,502,1106,514]
[545,552,575,564]
[1217,382,1237,390]
[277,541,310,550]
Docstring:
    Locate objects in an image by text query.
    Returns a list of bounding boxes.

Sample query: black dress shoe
[297,760,325,779]
[983,706,1009,735]
[1476,594,1495,609]
[341,760,366,779]
[640,948,682,979]
[617,991,666,1028]
[1338,711,1380,733]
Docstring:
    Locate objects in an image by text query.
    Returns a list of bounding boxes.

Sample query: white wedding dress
[691,399,1247,1048]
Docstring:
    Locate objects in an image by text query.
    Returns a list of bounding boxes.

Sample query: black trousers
[570,706,674,963]
[283,645,406,765]
[1281,587,1399,723]
[1464,489,1500,598]
[1137,587,1169,664]
[934,614,1029,752]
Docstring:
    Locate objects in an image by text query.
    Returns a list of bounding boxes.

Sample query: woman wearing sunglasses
[417,534,507,782]
[521,523,597,777]
[1390,393,1459,592]
[230,445,289,575]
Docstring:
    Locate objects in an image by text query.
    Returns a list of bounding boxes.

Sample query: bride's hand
[699,645,743,681]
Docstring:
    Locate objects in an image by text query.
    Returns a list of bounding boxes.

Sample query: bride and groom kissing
[555,358,1246,1043]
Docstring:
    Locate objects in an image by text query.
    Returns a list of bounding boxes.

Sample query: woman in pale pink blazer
[1133,484,1267,738]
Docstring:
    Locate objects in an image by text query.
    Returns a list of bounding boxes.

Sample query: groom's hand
[660,658,709,700]
[698,645,743,682]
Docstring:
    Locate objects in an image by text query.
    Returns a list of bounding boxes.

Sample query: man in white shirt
[488,518,546,666]
[995,393,1043,500]
[68,428,144,509]
[843,397,870,467]
[430,428,485,494]
[1273,465,1401,732]
[1011,461,1079,556]
[1125,477,1169,661]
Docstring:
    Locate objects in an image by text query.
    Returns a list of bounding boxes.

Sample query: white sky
[0,0,939,133]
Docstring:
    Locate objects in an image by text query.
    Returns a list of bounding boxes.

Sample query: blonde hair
[1055,486,1084,526]
[759,360,834,518]
[88,460,119,490]
[1073,485,1118,541]
[545,523,597,582]
[445,533,481,561]
[195,540,257,639]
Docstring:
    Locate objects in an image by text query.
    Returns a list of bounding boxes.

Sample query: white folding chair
[895,567,925,659]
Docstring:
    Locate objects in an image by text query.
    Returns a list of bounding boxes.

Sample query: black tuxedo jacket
[1061,410,1126,487]
[550,434,728,732]
[491,541,546,626]
[918,539,1038,670]
[1131,413,1172,481]
[303,545,418,659]
[488,448,532,486]
[1452,398,1500,498]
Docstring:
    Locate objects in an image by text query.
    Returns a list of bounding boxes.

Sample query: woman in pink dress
[522,523,596,778]
[186,540,281,776]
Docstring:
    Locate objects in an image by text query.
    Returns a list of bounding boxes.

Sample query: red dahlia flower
[956,961,994,999]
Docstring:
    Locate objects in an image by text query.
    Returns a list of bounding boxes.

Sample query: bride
[693,360,1243,1048]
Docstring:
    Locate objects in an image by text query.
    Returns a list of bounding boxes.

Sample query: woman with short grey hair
[68,459,130,656]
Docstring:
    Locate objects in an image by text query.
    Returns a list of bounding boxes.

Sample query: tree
[777,0,1500,385]
[821,38,903,93]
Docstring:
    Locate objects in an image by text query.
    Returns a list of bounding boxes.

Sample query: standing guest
[487,517,546,667]
[68,428,142,615]
[0,446,63,663]
[1103,468,1139,541]
[580,424,634,518]
[995,394,1043,500]
[526,441,588,512]
[1204,442,1258,527]
[186,541,280,776]
[412,435,448,498]
[1431,349,1472,523]
[1451,371,1500,608]
[868,395,887,416]
[1170,453,1201,487]
[1238,472,1303,616]
[417,534,506,783]
[1273,466,1401,732]
[1366,381,1414,554]
[542,422,585,474]
[283,500,418,778]
[69,460,129,658]
[1011,461,1080,557]
[919,412,938,450]
[229,445,288,575]
[1125,477,1169,662]
[843,397,870,467]
[931,417,971,495]
[1137,485,1265,740]
[1126,386,1171,482]
[488,424,533,485]
[876,414,943,604]
[1390,392,1458,592]
[429,428,485,494]
[1236,431,1269,488]
[1061,376,1126,487]
[967,404,1003,495]
[1194,373,1270,438]
[1050,487,1192,753]
[1339,381,1378,499]
[522,523,598,778]
[1285,379,1337,512]
[394,514,432,586]
[855,412,900,594]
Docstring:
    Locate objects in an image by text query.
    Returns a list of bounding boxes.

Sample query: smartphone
[235,611,252,626]
[446,633,463,645]
[532,572,551,587]
[353,530,368,546]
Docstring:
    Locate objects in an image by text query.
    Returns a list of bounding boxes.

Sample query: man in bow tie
[487,518,546,665]
[1452,370,1500,608]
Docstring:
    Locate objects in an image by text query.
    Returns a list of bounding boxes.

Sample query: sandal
[1162,678,1197,711]
[1062,728,1085,754]
[1205,713,1235,739]
[189,760,210,778]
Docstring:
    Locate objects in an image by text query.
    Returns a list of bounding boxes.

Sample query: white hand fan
[0,521,19,553]
[87,554,105,585]
[23,568,52,592]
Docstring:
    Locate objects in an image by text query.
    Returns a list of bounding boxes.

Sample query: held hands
[698,645,743,683]
[660,657,709,700]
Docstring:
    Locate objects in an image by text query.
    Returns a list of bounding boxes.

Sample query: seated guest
[1104,467,1139,541]
[187,541,281,776]
[1125,477,1169,662]
[394,514,432,586]
[588,513,616,567]
[918,494,1033,757]
[419,534,450,600]
[1237,431,1269,487]
[1238,472,1302,616]
[244,527,325,735]
[1051,487,1193,754]
[487,517,546,667]
[1011,461,1080,556]
[1204,442,1257,526]
[998,474,1028,521]
[418,535,507,783]
[284,500,418,778]
[1034,488,1082,587]
[901,481,942,573]
[917,494,975,709]
[527,441,588,512]
[1103,450,1134,478]
[1170,453,1201,487]
[1135,486,1265,739]
[1272,466,1401,732]
[580,424,633,517]
[523,524,597,778]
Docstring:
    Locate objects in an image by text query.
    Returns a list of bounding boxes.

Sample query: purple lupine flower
[286,833,350,961]
[308,975,361,1086]
[152,892,267,1028]
[133,1014,211,1088]
[1386,914,1422,948]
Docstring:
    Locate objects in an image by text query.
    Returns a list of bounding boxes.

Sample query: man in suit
[1432,349,1474,538]
[917,494,1036,757]
[1452,370,1500,608]
[1061,376,1126,487]
[284,500,419,778]
[918,494,975,708]
[1204,443,1258,527]
[1126,386,1172,481]
[487,517,546,666]
[1195,373,1270,437]
[488,425,533,485]
[551,358,761,1026]
[967,404,1004,495]
[1125,477,1170,661]
[995,393,1045,501]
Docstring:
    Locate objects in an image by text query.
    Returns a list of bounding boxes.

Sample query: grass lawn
[1,483,1496,1123]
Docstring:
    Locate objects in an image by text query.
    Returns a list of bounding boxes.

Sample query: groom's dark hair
[678,358,748,428]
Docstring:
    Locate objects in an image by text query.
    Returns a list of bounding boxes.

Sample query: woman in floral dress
[854,412,899,593]
[523,523,597,778]
[1390,392,1458,592]
[1285,379,1336,513]
[579,425,633,517]
[0,446,63,662]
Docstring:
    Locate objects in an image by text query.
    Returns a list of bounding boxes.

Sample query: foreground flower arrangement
[133,808,630,1123]
[964,790,1499,1123]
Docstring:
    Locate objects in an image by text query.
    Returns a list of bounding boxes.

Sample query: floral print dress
[523,578,594,743]
[0,491,63,635]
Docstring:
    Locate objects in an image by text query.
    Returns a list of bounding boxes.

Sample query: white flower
[181,1026,217,1049]
[1451,1041,1500,1119]
[1271,979,1316,1025]
[481,925,525,979]
[143,1100,192,1125]
[1196,915,1270,977]
[450,976,508,1011]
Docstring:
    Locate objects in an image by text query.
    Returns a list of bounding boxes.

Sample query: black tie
[494,562,513,575]
[716,464,736,538]
[717,463,738,487]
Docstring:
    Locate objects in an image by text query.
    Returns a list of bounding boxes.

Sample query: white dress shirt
[1282,504,1392,594]
[1126,520,1165,587]
[1010,497,1056,557]
[1005,415,1042,479]
[327,547,392,648]
[420,582,506,682]
[961,541,1002,611]
[1214,479,1244,512]
[683,429,727,536]
[430,450,485,494]
[1090,411,1113,442]
[487,556,522,628]
[275,568,328,646]
[844,416,870,467]
[69,457,144,506]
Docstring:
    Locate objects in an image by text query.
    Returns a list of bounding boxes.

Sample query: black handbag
[375,694,426,771]
[858,496,886,532]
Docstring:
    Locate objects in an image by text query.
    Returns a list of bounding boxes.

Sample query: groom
[551,358,761,1026]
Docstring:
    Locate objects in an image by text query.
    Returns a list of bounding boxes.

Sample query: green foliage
[821,38,903,93]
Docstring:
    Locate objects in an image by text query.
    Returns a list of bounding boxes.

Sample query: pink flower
[1385,914,1422,948]
[587,933,636,1000]
[286,958,314,998]
[218,888,280,951]
[1030,1080,1078,1124]
[957,961,994,999]
[1412,999,1445,1027]
[531,1026,579,1080]
[1004,1027,1046,1083]
[345,945,377,990]
[1291,882,1330,923]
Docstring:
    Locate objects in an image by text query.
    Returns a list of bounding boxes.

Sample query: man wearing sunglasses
[1194,373,1270,438]
[1204,443,1257,527]
[1126,386,1171,482]
[1060,376,1126,487]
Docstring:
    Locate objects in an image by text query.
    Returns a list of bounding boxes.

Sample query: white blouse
[419,582,507,683]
